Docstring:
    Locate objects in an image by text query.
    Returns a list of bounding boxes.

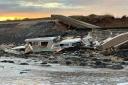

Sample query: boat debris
[101,32,128,55]
[2,32,101,55]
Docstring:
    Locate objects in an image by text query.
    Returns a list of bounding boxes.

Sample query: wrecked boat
[3,37,58,54]
[53,33,100,52]
[4,37,81,54]
[82,32,100,49]
[4,46,26,55]
[101,32,128,55]
[3,32,101,55]
[53,38,82,52]
[25,37,57,53]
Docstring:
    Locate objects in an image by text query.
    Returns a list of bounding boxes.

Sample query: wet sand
[0,56,128,85]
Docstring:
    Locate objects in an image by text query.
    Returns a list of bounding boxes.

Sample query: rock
[64,56,80,61]
[50,60,58,64]
[0,49,6,56]
[102,59,111,62]
[1,60,14,63]
[19,63,29,65]
[89,54,94,57]
[20,72,27,74]
[95,60,102,65]
[121,61,128,65]
[22,69,31,71]
[108,64,124,70]
[92,61,107,68]
[92,64,106,68]
[123,58,128,61]
[40,61,47,64]
[41,64,51,67]
[44,56,49,58]
[92,58,100,61]
[34,60,38,62]
[49,56,55,60]
[87,61,95,66]
[79,62,87,66]
[65,60,72,65]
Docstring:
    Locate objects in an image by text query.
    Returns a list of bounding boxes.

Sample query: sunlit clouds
[0,0,128,21]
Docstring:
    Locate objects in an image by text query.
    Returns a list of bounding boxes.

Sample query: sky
[0,0,128,21]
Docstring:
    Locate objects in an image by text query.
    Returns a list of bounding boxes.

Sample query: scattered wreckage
[2,32,128,56]
[2,32,101,55]
[1,15,101,55]
[1,15,128,56]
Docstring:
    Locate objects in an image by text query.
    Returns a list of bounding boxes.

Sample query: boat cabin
[25,37,57,52]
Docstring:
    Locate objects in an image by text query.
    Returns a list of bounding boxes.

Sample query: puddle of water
[0,78,51,85]
[117,82,128,85]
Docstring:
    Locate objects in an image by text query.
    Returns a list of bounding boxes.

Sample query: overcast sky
[0,0,128,19]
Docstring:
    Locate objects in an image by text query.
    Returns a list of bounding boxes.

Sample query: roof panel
[51,15,100,29]
[25,37,57,42]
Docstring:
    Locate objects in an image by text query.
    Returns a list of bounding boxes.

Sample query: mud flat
[0,56,128,85]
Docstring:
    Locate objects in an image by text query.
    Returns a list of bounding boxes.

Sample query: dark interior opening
[41,42,48,47]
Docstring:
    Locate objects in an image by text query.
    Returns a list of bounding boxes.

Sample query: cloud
[0,0,85,13]
[19,1,63,8]
[18,0,84,9]
[0,0,128,17]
